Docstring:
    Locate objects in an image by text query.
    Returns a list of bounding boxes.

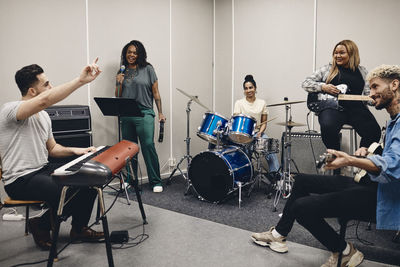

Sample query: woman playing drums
[233,74,280,175]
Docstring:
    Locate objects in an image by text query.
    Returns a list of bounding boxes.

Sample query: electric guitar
[316,142,383,183]
[307,84,372,113]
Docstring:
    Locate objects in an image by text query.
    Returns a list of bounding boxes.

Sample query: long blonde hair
[326,40,360,84]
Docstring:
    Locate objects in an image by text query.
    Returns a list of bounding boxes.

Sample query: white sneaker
[321,242,364,267]
[153,185,163,193]
[251,227,288,253]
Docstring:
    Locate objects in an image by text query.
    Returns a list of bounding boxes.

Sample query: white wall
[1,0,399,179]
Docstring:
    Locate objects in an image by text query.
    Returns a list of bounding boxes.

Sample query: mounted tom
[307,84,372,113]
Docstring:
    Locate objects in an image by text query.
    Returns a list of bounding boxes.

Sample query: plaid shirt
[301,63,370,96]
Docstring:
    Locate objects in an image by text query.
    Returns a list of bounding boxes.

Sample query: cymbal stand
[166,99,193,195]
[273,102,294,211]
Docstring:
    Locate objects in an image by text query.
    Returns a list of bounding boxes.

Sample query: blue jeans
[260,134,280,172]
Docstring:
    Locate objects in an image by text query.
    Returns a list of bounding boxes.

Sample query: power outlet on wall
[168,158,176,168]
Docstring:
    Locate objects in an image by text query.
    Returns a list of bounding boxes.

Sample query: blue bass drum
[228,114,256,144]
[189,146,253,202]
[197,112,229,144]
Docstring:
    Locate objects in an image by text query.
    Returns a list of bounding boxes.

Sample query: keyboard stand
[47,186,114,267]
[97,159,147,225]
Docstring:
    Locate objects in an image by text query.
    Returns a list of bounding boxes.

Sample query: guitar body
[307,92,339,113]
[354,142,383,183]
[306,84,348,113]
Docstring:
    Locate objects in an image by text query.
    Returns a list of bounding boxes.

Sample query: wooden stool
[3,197,44,235]
[1,173,45,235]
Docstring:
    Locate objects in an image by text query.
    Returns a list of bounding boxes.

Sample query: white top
[233,98,268,125]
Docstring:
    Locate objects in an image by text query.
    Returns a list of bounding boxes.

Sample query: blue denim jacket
[368,113,400,230]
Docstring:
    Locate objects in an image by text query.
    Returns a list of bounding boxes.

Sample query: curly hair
[326,40,360,84]
[366,65,400,83]
[120,40,150,69]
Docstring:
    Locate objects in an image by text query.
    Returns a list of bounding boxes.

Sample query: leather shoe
[70,226,104,242]
[28,217,52,250]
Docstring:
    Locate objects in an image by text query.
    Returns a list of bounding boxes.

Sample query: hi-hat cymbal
[266,100,305,107]
[276,121,306,127]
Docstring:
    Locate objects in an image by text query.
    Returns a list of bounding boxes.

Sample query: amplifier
[45,105,91,134]
[281,132,339,174]
[54,132,92,147]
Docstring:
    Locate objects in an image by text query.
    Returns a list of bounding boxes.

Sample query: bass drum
[189,146,253,203]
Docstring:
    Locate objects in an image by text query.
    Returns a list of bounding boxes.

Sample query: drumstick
[256,117,277,129]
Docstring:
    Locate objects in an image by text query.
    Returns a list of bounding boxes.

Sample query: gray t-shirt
[121,64,158,109]
[0,101,53,185]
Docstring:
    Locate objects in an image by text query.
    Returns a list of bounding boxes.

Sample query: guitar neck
[337,94,372,101]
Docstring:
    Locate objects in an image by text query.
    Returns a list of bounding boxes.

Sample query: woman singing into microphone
[115,40,165,193]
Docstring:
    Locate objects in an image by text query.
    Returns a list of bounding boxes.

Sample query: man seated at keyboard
[0,59,103,250]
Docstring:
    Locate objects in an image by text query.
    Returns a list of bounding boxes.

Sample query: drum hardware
[167,88,209,195]
[236,181,243,208]
[246,150,270,199]
[213,120,225,149]
[269,97,305,211]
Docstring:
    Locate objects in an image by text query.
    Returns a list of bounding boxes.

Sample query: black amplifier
[45,105,91,134]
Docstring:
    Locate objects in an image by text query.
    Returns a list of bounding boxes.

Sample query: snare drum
[197,112,229,144]
[189,146,253,203]
[254,137,279,154]
[228,114,256,144]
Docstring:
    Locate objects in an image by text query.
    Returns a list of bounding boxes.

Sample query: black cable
[354,220,374,246]
[111,223,149,249]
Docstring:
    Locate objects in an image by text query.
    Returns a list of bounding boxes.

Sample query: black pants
[5,163,97,231]
[275,174,377,252]
[318,106,381,150]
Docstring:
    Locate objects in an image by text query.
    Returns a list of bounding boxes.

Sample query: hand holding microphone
[116,65,125,84]
[116,65,125,97]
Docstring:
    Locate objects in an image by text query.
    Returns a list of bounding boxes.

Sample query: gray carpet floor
[122,175,400,266]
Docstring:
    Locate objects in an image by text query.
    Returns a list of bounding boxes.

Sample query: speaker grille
[281,132,329,174]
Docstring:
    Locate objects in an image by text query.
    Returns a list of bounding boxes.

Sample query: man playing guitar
[251,65,400,267]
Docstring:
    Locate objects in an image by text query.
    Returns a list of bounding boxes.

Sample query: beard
[375,97,392,110]
[374,84,394,110]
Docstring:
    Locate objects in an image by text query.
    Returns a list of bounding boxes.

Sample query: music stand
[94,97,143,141]
[93,97,146,222]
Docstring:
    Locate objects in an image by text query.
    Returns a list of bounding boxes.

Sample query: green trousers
[121,108,162,187]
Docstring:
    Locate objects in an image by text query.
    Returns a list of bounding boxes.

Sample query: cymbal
[266,100,305,107]
[176,88,211,110]
[276,121,306,127]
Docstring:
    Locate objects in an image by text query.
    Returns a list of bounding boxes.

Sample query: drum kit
[168,88,305,209]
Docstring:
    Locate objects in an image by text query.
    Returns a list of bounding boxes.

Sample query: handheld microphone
[158,121,165,143]
[120,65,126,73]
